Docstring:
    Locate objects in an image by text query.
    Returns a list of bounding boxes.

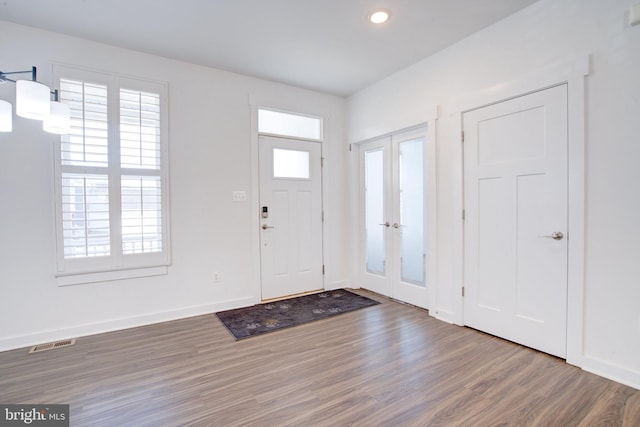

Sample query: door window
[273,148,310,179]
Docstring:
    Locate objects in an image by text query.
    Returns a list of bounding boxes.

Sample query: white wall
[347,0,640,389]
[0,21,348,351]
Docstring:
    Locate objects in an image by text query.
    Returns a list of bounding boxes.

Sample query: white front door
[359,127,429,308]
[463,84,568,358]
[259,135,323,300]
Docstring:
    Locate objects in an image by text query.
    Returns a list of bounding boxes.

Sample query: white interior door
[259,135,323,300]
[359,128,429,308]
[463,84,568,358]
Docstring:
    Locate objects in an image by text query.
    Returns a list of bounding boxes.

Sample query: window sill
[56,266,168,287]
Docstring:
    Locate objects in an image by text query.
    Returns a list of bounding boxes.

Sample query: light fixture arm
[0,66,38,84]
[0,67,58,100]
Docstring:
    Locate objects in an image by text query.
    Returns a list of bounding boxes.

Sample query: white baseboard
[432,308,455,324]
[0,296,255,353]
[582,355,640,391]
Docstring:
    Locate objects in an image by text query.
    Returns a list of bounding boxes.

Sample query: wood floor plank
[0,290,638,426]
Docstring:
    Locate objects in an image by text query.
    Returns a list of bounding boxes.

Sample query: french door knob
[261,224,275,230]
[378,222,391,228]
[393,223,400,228]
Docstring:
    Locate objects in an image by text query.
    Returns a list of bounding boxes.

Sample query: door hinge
[461,130,465,143]
[322,211,325,222]
[322,265,325,275]
[462,209,466,220]
[462,286,465,297]
[349,144,352,152]
[321,157,324,167]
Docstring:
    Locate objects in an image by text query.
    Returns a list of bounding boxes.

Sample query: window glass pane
[121,176,163,254]
[258,108,321,140]
[120,89,161,169]
[273,148,310,179]
[61,173,110,258]
[60,79,109,167]
[399,138,425,286]
[365,149,385,274]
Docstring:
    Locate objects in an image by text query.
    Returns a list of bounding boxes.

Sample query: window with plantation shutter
[53,65,170,284]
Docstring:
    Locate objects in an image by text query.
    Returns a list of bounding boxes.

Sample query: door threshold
[261,288,324,303]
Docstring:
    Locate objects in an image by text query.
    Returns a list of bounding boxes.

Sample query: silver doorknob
[378,222,390,228]
[261,224,275,230]
[541,231,563,240]
[393,223,401,229]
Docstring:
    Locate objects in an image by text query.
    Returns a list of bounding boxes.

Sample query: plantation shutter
[120,88,163,255]
[54,65,170,280]
[59,79,110,258]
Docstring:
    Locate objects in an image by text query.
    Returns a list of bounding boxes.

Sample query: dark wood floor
[1,290,639,426]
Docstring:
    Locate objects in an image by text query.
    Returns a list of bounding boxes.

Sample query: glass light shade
[43,101,71,134]
[16,79,50,120]
[0,100,12,132]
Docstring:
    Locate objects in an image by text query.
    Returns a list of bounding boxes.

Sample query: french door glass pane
[399,138,425,286]
[365,149,385,274]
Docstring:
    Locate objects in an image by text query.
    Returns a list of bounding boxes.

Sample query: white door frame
[249,98,330,304]
[451,56,590,367]
[354,114,438,313]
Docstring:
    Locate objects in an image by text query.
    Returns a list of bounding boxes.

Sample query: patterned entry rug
[216,289,380,340]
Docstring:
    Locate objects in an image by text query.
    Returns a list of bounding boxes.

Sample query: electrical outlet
[212,272,221,283]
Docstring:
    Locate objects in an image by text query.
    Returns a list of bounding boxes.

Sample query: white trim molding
[583,356,640,391]
[248,93,334,303]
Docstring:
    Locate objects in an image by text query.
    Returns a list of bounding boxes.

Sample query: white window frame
[52,64,171,285]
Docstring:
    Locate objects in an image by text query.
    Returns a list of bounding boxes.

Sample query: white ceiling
[0,0,539,96]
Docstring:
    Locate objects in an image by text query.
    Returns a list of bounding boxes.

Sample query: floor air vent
[29,338,76,354]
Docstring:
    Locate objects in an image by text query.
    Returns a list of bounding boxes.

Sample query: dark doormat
[215,289,380,340]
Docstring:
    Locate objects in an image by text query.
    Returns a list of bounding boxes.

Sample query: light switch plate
[232,191,247,202]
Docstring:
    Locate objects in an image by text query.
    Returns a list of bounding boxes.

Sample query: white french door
[359,127,429,308]
[463,84,568,358]
[259,135,323,300]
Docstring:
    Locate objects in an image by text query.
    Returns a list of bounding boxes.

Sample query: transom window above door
[258,108,322,141]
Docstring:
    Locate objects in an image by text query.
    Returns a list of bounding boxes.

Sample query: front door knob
[541,231,563,240]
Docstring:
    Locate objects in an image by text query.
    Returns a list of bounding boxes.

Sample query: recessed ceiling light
[368,9,391,24]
